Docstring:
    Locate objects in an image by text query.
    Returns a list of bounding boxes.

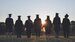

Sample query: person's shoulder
[58,17,60,18]
[34,19,37,21]
[6,18,9,19]
[67,18,70,21]
[26,20,28,21]
[53,17,56,19]
[63,18,65,20]
[25,20,28,22]
[30,20,33,22]
[16,20,22,22]
[63,17,65,19]
[45,19,47,21]
[6,18,10,21]
[20,20,23,22]
[39,18,41,20]
[16,20,18,22]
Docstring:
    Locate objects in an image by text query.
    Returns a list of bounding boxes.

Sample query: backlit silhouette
[45,16,52,35]
[5,14,14,37]
[34,14,42,37]
[24,16,33,38]
[44,16,52,38]
[53,13,61,38]
[62,14,70,38]
[15,16,23,38]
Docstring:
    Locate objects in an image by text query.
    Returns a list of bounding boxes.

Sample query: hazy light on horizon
[0,0,75,24]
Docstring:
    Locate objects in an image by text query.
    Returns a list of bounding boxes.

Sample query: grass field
[0,35,75,42]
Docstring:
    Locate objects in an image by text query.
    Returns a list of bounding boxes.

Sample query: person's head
[47,16,50,19]
[65,14,69,18]
[18,15,21,20]
[36,14,39,18]
[55,13,59,17]
[27,16,31,20]
[8,14,12,18]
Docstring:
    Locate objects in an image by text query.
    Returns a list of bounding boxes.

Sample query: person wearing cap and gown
[5,14,14,37]
[62,14,70,38]
[53,13,61,38]
[15,16,23,38]
[34,14,42,37]
[42,16,52,39]
[44,16,52,36]
[24,16,33,38]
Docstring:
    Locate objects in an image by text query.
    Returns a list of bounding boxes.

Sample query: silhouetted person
[62,14,70,38]
[45,16,52,36]
[34,14,42,37]
[0,23,2,34]
[15,16,23,38]
[53,13,61,38]
[5,14,14,37]
[24,16,33,38]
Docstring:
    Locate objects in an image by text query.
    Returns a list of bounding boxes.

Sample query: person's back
[25,16,33,38]
[0,23,2,34]
[34,18,41,29]
[62,14,70,38]
[6,18,13,29]
[45,16,52,35]
[63,18,70,27]
[5,14,14,38]
[15,16,23,38]
[34,14,42,37]
[25,20,33,30]
[15,20,23,31]
[53,13,61,38]
[53,16,60,26]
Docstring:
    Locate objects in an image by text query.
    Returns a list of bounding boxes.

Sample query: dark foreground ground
[0,35,75,42]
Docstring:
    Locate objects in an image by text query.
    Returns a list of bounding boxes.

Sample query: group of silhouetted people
[5,13,70,38]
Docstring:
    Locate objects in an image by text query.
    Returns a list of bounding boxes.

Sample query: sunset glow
[41,27,45,32]
[42,20,46,26]
[41,20,46,32]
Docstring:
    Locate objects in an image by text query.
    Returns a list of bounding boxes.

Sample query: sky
[0,0,75,24]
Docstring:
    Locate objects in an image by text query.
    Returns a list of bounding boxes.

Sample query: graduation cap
[65,14,69,17]
[36,14,39,16]
[27,16,31,18]
[18,15,21,18]
[8,14,12,16]
[47,16,49,18]
[9,14,12,15]
[56,13,59,15]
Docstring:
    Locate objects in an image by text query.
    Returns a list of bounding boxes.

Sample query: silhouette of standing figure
[45,16,52,36]
[53,13,61,38]
[34,14,42,37]
[62,14,70,38]
[25,16,33,38]
[5,14,14,37]
[15,16,23,38]
[0,23,2,34]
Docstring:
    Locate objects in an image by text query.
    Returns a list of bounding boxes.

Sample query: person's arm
[59,18,61,24]
[68,19,70,26]
[21,21,24,32]
[24,21,27,28]
[5,18,7,24]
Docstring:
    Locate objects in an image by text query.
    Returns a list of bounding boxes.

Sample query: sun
[42,20,46,26]
[41,20,46,32]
